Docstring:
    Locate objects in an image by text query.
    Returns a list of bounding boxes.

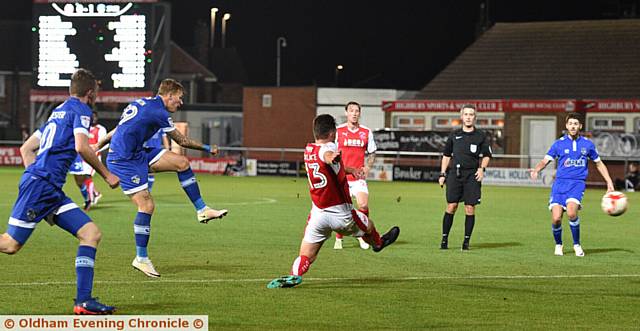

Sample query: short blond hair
[158,78,185,96]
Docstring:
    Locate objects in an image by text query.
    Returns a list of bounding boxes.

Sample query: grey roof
[417,19,640,100]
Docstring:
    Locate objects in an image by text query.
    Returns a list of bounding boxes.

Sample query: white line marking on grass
[3,274,640,287]
[0,198,278,208]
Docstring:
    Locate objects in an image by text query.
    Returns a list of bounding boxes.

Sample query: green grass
[0,167,639,330]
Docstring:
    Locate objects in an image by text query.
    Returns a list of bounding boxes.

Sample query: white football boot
[573,244,585,257]
[132,257,160,278]
[197,207,228,223]
[554,244,564,256]
[333,238,343,250]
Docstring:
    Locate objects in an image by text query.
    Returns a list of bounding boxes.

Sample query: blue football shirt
[545,135,600,181]
[27,97,92,188]
[110,96,175,160]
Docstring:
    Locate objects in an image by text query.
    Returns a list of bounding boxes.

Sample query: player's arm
[364,152,376,176]
[595,160,614,192]
[96,128,116,152]
[19,133,41,168]
[529,157,552,180]
[75,133,119,188]
[167,129,218,155]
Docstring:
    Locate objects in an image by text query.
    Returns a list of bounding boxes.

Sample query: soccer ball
[601,191,628,216]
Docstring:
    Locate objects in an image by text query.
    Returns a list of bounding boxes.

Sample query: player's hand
[90,143,99,152]
[529,168,538,180]
[475,169,484,182]
[354,167,366,180]
[210,144,219,156]
[104,173,120,189]
[606,181,614,192]
[438,176,446,188]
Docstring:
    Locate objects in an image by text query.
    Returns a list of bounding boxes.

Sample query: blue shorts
[549,178,586,210]
[107,148,166,195]
[7,173,91,245]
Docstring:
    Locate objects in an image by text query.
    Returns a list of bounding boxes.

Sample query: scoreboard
[32,1,155,93]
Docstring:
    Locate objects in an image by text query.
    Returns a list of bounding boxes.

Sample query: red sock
[364,229,382,247]
[358,208,369,216]
[84,178,94,200]
[290,255,311,276]
[336,233,343,239]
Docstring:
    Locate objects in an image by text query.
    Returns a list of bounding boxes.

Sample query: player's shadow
[473,242,522,249]
[585,248,635,254]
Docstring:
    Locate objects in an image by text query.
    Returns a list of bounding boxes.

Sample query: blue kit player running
[143,129,170,192]
[98,78,228,278]
[530,112,614,257]
[0,69,120,314]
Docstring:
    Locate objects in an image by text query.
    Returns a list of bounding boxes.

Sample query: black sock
[464,214,475,243]
[442,212,454,242]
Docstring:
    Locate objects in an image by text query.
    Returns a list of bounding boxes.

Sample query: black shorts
[445,169,482,205]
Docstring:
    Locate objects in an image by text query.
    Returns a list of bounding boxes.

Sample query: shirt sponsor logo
[343,139,364,147]
[563,158,586,167]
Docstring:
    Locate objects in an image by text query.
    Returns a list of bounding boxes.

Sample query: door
[528,119,556,168]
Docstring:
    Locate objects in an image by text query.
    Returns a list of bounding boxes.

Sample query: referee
[437,104,491,250]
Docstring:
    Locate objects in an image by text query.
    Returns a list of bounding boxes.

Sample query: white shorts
[303,204,369,244]
[69,160,95,176]
[347,179,369,196]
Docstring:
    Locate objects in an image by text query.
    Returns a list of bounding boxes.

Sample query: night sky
[4,0,630,90]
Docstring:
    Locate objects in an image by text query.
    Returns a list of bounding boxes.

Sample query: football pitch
[0,167,638,330]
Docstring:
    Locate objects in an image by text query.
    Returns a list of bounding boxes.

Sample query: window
[589,117,625,132]
[433,116,504,130]
[261,94,272,108]
[394,115,425,130]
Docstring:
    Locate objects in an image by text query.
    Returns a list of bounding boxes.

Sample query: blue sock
[178,168,206,211]
[148,175,155,192]
[134,212,152,258]
[552,223,562,245]
[569,217,580,245]
[75,245,96,302]
[79,184,89,202]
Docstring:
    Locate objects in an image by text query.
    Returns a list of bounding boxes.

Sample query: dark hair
[158,78,185,96]
[313,114,337,139]
[565,112,583,124]
[69,68,97,97]
[345,101,361,111]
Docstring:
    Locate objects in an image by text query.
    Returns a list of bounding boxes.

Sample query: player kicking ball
[267,114,399,289]
[97,79,227,278]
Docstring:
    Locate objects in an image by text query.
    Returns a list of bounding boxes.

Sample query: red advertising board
[0,147,23,166]
[188,157,237,175]
[382,99,640,113]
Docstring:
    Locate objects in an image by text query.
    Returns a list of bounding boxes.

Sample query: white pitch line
[2,274,639,287]
[0,198,277,207]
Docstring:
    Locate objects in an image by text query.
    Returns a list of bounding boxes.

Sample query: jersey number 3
[306,162,327,189]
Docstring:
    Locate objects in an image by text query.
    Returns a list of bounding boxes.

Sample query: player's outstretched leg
[372,226,400,252]
[177,168,228,223]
